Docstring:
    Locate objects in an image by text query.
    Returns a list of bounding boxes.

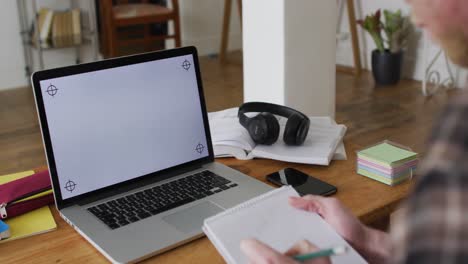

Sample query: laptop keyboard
[87,170,238,229]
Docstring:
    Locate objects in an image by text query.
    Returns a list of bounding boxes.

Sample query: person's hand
[289,195,367,250]
[241,238,331,264]
[289,195,391,263]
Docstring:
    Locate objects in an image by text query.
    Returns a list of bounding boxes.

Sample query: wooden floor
[0,51,456,176]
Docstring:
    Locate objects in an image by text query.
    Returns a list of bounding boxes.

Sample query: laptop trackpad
[162,201,223,233]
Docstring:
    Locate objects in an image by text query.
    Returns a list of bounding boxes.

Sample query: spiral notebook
[202,186,367,264]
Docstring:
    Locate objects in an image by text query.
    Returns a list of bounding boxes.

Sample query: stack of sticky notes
[357,142,418,186]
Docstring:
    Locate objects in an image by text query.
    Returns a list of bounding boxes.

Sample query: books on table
[357,141,418,186]
[203,186,367,264]
[208,107,347,165]
[0,171,57,243]
[0,206,56,243]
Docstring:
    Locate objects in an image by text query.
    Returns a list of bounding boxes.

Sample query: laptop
[31,47,272,263]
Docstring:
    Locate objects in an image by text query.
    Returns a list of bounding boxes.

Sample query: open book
[208,108,347,165]
[203,186,367,264]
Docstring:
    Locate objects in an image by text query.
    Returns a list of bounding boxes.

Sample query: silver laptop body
[31,47,272,263]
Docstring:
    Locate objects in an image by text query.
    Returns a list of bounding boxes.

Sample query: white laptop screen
[39,55,209,200]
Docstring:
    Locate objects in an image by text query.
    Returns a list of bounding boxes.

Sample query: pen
[293,245,347,262]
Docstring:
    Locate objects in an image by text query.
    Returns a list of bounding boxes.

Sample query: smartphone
[266,168,337,196]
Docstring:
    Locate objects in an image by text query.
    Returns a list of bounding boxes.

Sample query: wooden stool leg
[236,0,242,30]
[347,0,362,76]
[219,0,232,63]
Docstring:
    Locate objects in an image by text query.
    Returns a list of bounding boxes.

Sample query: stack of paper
[357,142,418,186]
[208,108,347,166]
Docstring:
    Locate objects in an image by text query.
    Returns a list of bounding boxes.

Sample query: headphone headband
[238,102,309,127]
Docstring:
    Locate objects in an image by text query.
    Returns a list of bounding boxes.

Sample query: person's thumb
[241,239,294,264]
[289,196,324,216]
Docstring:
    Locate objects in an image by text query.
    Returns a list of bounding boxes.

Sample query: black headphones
[238,102,310,146]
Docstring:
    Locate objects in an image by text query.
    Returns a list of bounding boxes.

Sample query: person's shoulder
[418,89,468,180]
[448,89,468,107]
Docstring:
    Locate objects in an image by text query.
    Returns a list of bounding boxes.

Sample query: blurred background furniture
[344,0,362,76]
[422,31,455,96]
[219,0,362,77]
[219,0,242,63]
[99,0,181,58]
[335,0,362,76]
[16,0,99,76]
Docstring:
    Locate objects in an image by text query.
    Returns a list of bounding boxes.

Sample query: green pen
[293,245,348,262]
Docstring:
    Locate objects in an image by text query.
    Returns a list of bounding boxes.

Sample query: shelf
[17,0,99,75]
[26,37,93,50]
[27,27,96,50]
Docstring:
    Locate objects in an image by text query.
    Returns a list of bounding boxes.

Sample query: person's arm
[390,100,468,264]
[360,225,391,263]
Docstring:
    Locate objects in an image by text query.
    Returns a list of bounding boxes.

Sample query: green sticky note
[358,143,417,166]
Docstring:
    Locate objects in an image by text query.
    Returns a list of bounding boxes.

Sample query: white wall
[243,0,336,117]
[178,0,242,55]
[0,1,28,90]
[0,0,242,90]
[336,0,467,88]
[4,0,463,90]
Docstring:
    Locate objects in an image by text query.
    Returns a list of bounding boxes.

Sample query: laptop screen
[38,54,210,200]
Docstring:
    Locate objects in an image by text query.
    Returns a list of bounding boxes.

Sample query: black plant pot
[371,49,403,86]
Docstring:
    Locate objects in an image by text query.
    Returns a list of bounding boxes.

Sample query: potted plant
[358,10,411,86]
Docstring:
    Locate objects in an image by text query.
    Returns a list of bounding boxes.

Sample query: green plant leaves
[358,9,411,54]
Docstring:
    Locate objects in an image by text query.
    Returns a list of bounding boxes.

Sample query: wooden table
[0,56,458,262]
[3,149,410,263]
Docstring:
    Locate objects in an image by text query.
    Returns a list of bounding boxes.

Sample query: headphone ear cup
[247,113,279,145]
[295,118,310,145]
[284,114,309,145]
[262,113,280,145]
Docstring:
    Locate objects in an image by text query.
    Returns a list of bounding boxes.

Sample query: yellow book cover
[32,8,48,45]
[40,9,55,45]
[1,206,56,243]
[66,11,74,46]
[72,9,82,45]
[0,171,56,243]
[52,12,61,47]
[58,12,66,47]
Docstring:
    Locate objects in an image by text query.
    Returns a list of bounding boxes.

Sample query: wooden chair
[99,0,181,58]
